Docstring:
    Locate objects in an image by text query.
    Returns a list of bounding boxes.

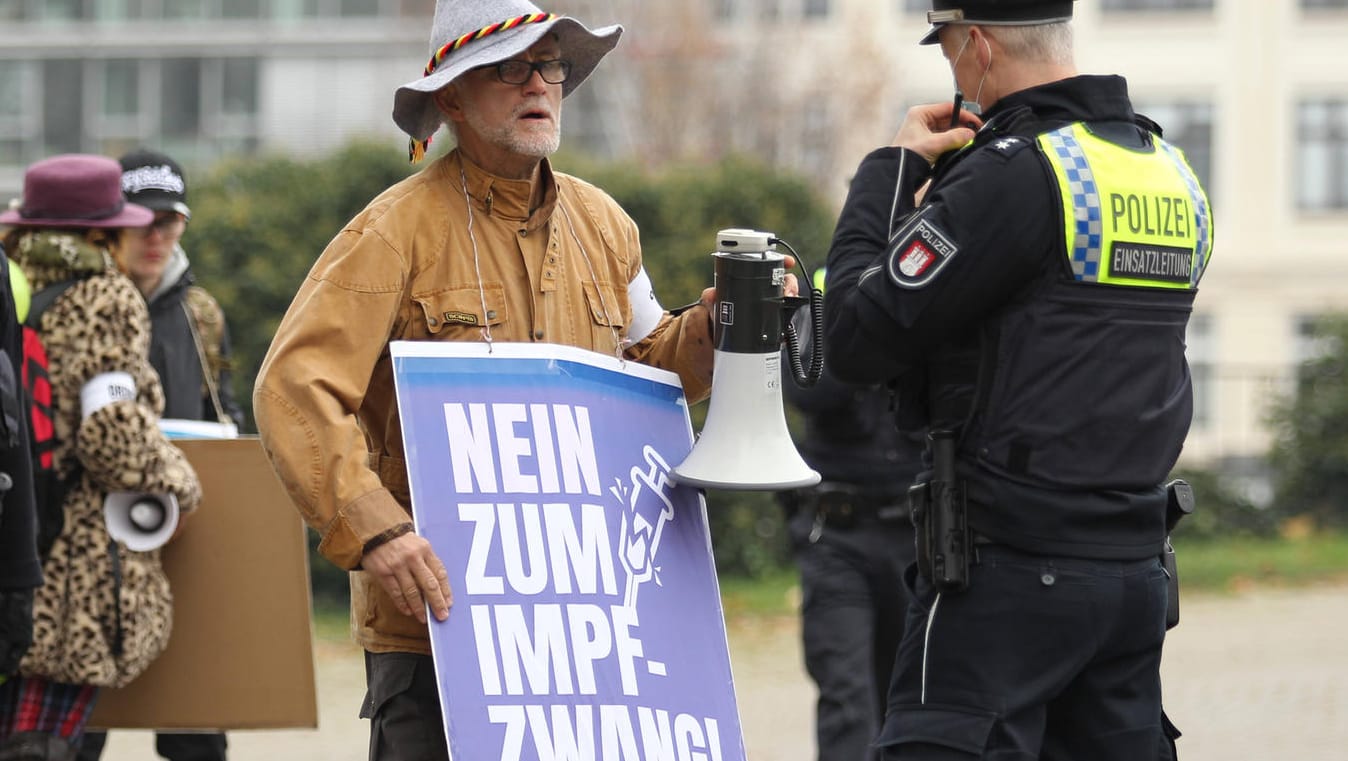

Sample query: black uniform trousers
[876,544,1176,760]
[361,651,449,761]
[789,501,914,761]
[77,730,226,761]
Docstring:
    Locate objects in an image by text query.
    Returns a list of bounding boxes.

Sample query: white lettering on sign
[471,603,646,698]
[459,503,618,598]
[488,704,724,761]
[444,402,602,496]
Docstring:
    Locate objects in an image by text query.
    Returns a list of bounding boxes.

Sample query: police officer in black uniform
[0,246,40,687]
[779,272,924,761]
[822,1,1212,759]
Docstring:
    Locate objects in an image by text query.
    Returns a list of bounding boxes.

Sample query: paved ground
[100,581,1348,760]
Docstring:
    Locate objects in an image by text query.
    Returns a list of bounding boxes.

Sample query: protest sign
[391,341,744,761]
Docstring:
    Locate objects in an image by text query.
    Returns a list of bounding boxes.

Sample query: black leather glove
[0,587,35,676]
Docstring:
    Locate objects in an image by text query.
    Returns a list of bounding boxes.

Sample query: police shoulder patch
[887,217,959,289]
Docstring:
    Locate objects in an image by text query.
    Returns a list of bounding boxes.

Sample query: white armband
[81,372,137,419]
[626,265,665,345]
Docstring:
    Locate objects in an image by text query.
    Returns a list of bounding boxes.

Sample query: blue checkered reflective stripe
[1042,126,1103,282]
[1159,141,1212,287]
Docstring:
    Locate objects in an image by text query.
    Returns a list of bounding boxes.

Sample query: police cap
[920,0,1076,45]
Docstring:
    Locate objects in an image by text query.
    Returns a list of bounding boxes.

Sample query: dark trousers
[789,506,914,761]
[361,651,448,761]
[76,731,226,761]
[877,545,1177,760]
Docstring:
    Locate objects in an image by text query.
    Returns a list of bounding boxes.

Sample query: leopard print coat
[12,231,202,688]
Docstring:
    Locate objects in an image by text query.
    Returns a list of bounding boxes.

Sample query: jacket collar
[983,74,1135,131]
[450,150,558,233]
[146,244,191,305]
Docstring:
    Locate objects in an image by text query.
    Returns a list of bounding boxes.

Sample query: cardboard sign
[391,341,746,761]
[89,437,318,730]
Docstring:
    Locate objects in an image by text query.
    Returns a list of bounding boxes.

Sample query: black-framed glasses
[479,58,572,85]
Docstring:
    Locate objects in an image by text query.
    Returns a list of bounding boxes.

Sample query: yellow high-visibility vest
[1038,122,1213,289]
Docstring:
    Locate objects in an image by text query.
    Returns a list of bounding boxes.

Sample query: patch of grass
[312,600,352,643]
[304,533,1348,638]
[718,568,799,619]
[1175,530,1348,593]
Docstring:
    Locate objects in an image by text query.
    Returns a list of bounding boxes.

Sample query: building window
[155,0,261,19]
[803,0,830,18]
[2,56,261,166]
[1102,0,1213,10]
[37,0,91,20]
[712,0,737,21]
[43,60,83,156]
[221,58,259,115]
[799,98,832,183]
[162,58,204,138]
[398,0,435,18]
[0,60,34,165]
[95,0,155,20]
[1135,101,1214,196]
[1294,314,1336,366]
[1186,314,1214,429]
[340,0,381,15]
[1296,100,1348,211]
[102,60,140,117]
[162,0,206,17]
[221,0,261,18]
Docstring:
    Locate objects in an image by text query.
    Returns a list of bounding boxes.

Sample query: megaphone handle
[785,288,825,388]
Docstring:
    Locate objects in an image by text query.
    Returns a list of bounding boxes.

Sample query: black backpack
[21,280,82,560]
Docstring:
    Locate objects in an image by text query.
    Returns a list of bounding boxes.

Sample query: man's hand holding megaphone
[694,255,801,322]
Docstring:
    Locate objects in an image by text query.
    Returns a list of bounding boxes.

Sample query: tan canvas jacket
[254,151,714,654]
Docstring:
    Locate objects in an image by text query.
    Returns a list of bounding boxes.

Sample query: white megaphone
[672,229,821,491]
[104,492,179,551]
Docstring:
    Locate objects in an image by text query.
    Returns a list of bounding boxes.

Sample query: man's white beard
[465,102,561,159]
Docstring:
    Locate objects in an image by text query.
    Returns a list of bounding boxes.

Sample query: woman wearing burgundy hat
[0,154,202,761]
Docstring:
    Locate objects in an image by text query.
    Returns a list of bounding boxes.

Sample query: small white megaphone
[671,229,821,491]
[104,492,179,551]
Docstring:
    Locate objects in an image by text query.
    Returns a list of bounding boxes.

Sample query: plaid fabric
[0,675,98,741]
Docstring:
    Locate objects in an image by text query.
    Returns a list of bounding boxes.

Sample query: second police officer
[780,269,925,761]
[822,1,1212,759]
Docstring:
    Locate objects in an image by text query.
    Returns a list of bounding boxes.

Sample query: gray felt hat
[393,0,622,145]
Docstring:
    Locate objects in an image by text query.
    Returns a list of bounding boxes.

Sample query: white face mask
[950,30,992,117]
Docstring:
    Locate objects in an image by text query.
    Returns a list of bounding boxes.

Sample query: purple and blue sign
[390,341,746,761]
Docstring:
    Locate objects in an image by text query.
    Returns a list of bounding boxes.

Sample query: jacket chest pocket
[412,284,508,341]
[581,280,628,350]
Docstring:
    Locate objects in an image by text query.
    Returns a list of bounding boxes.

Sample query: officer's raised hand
[892,101,983,165]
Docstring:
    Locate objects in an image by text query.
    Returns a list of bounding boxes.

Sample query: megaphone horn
[104,492,180,552]
[672,229,821,491]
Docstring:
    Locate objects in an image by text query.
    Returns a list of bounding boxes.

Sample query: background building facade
[2,0,1345,501]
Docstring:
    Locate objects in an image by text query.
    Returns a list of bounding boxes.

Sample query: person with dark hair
[119,149,243,434]
[75,149,238,761]
[0,154,202,761]
[823,1,1212,758]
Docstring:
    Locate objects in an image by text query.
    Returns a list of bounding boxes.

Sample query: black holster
[1162,479,1195,629]
[910,430,970,593]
